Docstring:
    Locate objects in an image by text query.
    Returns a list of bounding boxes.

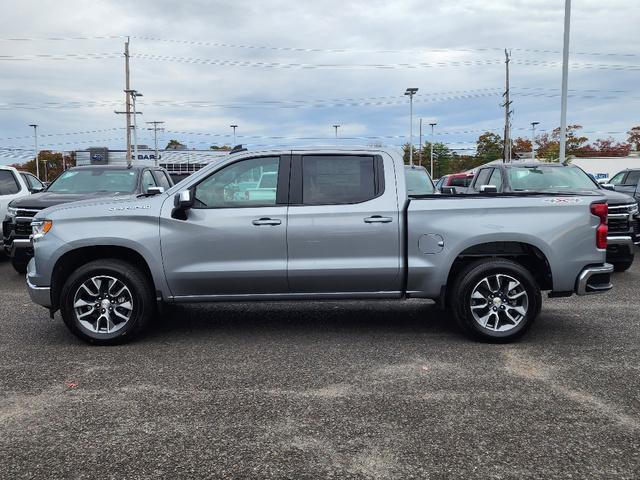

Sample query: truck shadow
[148,299,455,339]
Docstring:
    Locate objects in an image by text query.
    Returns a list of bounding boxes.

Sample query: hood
[597,188,637,205]
[8,191,131,210]
[34,192,166,220]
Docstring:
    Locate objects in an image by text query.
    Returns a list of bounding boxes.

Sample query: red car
[434,172,474,193]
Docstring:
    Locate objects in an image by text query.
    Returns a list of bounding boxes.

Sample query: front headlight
[31,219,53,239]
[629,204,639,216]
[7,206,17,217]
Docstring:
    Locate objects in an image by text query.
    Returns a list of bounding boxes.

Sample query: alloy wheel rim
[470,274,529,332]
[73,275,134,334]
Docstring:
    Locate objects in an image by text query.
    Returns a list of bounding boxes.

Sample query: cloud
[0,0,638,163]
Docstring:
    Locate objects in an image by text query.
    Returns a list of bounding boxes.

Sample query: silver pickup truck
[26,147,613,345]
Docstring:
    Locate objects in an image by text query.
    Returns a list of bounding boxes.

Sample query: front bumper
[575,263,614,295]
[7,238,32,256]
[26,260,52,308]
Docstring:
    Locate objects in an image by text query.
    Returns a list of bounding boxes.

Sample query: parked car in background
[608,169,640,206]
[25,147,613,345]
[434,172,474,193]
[404,165,435,195]
[0,166,45,252]
[3,165,173,273]
[467,162,640,271]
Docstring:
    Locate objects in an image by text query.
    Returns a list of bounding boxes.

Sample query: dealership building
[74,147,228,175]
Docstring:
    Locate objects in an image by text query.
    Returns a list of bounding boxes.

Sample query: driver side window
[609,172,626,185]
[194,157,280,208]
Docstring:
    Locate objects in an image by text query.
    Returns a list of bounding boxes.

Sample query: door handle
[364,215,393,224]
[252,218,282,226]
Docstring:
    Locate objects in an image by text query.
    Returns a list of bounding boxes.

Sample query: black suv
[467,162,640,271]
[3,164,173,273]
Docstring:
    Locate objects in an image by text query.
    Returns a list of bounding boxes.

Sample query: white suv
[0,166,44,248]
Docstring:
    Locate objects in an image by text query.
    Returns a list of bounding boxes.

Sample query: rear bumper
[26,260,52,308]
[575,263,614,295]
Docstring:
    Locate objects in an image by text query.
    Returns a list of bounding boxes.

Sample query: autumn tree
[13,151,75,182]
[513,137,532,154]
[209,145,232,151]
[475,132,503,163]
[536,125,588,161]
[628,126,640,150]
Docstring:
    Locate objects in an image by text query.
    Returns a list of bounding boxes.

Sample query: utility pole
[418,118,423,167]
[230,125,238,146]
[559,0,572,163]
[430,122,437,178]
[531,121,540,160]
[147,121,165,166]
[29,124,39,179]
[502,49,513,163]
[124,37,132,164]
[404,88,418,166]
[333,124,340,142]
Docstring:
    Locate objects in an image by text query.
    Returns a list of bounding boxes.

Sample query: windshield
[507,166,597,191]
[405,168,435,195]
[46,169,139,194]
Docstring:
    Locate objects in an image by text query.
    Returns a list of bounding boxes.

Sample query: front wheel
[59,259,155,345]
[449,259,541,342]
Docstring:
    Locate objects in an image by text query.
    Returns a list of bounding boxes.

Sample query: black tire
[11,254,29,274]
[59,259,155,345]
[449,258,541,343]
[613,259,633,272]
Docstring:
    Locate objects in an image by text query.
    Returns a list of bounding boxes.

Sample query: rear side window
[624,171,640,186]
[301,155,380,205]
[0,170,20,195]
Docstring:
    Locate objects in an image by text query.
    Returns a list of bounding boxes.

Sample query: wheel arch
[50,245,157,311]
[445,241,553,299]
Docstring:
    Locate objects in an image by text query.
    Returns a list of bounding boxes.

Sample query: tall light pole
[404,88,418,166]
[147,121,164,166]
[531,121,540,160]
[429,122,437,178]
[29,124,39,179]
[125,89,143,163]
[559,0,572,163]
[230,125,238,146]
[332,124,340,142]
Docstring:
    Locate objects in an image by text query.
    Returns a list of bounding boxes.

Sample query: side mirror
[441,186,457,195]
[172,189,194,220]
[147,186,165,195]
[601,183,615,191]
[30,185,45,193]
[479,185,498,193]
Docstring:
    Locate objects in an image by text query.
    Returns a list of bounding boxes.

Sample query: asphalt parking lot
[1,256,639,479]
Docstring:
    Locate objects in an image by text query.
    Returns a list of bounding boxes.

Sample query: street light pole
[531,121,540,160]
[124,90,143,164]
[333,124,340,142]
[429,122,437,178]
[29,124,39,179]
[404,88,418,166]
[147,121,164,167]
[559,0,572,163]
[230,125,238,146]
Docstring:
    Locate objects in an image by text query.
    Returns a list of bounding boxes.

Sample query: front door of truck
[286,153,401,294]
[160,155,289,298]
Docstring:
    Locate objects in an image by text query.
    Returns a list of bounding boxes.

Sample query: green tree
[475,132,503,163]
[12,151,75,182]
[210,145,232,151]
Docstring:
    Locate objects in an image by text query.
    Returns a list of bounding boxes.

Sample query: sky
[0,0,638,164]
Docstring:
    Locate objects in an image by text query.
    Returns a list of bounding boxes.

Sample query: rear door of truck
[286,152,401,293]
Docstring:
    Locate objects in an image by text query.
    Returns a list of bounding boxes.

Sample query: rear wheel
[450,258,541,342]
[59,259,155,345]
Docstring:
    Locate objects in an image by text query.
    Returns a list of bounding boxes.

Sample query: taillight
[591,202,608,249]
